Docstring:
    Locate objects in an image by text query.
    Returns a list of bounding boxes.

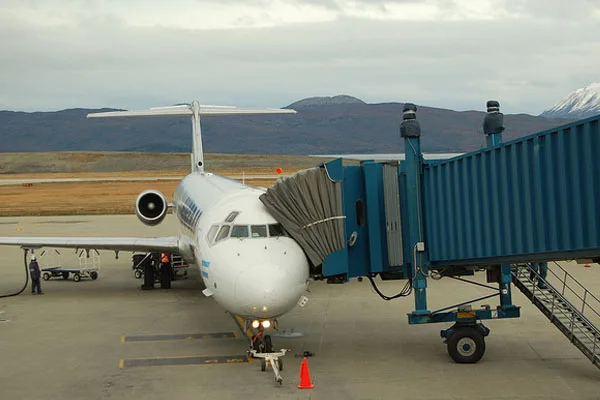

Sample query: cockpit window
[225,211,240,223]
[268,224,286,237]
[231,225,249,238]
[251,225,268,238]
[207,225,219,243]
[216,225,231,242]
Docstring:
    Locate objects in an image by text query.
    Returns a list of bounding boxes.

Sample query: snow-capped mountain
[541,82,600,119]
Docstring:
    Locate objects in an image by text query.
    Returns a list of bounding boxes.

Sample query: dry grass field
[0,152,339,216]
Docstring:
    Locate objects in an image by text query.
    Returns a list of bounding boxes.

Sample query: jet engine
[136,190,168,226]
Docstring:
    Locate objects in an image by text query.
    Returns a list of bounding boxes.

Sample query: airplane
[0,101,310,379]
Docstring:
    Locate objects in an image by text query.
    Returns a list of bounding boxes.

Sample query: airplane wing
[0,236,180,253]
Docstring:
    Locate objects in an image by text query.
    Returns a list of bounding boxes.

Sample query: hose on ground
[0,250,30,298]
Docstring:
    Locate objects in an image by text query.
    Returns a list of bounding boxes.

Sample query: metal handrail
[513,264,600,357]
[522,264,600,332]
[545,262,600,322]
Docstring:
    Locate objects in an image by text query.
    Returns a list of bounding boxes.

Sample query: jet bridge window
[215,225,231,242]
[231,225,249,238]
[251,225,268,238]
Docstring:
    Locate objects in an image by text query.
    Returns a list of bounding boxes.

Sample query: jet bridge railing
[543,262,600,328]
[512,263,600,368]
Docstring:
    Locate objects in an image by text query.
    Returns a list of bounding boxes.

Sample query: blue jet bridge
[260,102,600,367]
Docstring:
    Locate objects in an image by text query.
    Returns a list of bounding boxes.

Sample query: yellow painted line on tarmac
[121,331,236,343]
[120,354,249,369]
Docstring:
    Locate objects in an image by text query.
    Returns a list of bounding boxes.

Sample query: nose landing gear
[248,327,289,385]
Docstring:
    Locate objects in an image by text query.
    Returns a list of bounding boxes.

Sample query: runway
[0,174,282,186]
[0,215,598,399]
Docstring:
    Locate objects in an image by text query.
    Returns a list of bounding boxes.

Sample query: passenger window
[268,224,286,237]
[215,225,231,242]
[207,225,219,243]
[225,211,240,223]
[231,225,249,238]
[251,225,268,238]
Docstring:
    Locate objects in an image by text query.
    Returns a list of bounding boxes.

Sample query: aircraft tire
[264,335,273,353]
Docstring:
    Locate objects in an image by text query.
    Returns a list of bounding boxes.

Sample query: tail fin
[87,101,296,173]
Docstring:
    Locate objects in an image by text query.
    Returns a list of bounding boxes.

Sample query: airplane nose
[234,264,302,318]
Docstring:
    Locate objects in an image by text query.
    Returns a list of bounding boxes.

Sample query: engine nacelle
[136,190,168,226]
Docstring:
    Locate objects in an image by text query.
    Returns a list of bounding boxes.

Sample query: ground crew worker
[159,253,172,289]
[529,262,548,289]
[29,255,43,295]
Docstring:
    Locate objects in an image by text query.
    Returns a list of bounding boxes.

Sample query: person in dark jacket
[29,255,43,294]
[529,262,548,289]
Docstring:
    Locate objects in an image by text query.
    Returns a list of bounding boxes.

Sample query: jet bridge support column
[483,101,515,312]
[401,104,429,317]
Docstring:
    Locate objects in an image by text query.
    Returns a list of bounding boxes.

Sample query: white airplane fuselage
[172,171,309,319]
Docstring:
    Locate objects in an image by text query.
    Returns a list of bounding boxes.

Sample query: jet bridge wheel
[446,326,486,364]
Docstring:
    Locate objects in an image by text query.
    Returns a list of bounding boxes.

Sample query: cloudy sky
[1,0,599,114]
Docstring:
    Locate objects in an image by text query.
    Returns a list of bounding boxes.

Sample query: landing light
[251,320,260,329]
[262,320,271,329]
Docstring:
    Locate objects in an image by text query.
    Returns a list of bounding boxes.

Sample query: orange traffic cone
[585,263,591,268]
[297,357,314,389]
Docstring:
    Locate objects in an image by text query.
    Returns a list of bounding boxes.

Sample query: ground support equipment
[249,349,289,385]
[41,266,98,282]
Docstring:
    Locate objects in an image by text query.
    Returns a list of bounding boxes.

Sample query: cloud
[0,0,598,114]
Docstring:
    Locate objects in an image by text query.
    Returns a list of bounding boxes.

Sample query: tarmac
[0,215,599,400]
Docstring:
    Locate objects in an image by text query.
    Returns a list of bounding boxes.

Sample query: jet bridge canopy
[259,166,345,266]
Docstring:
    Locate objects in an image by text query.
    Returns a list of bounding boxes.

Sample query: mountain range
[541,82,600,119]
[0,95,578,155]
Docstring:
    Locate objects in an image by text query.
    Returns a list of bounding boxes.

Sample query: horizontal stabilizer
[87,102,296,119]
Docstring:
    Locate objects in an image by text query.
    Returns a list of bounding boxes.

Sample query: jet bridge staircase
[512,263,600,369]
